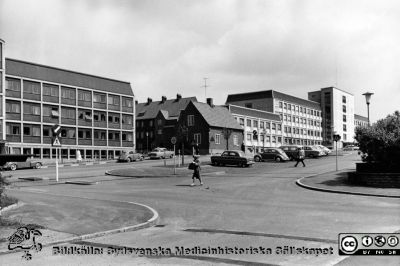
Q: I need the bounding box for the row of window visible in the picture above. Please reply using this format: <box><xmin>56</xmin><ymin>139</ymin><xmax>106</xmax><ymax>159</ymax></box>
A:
<box><xmin>277</xmin><ymin>101</ymin><xmax>321</xmax><ymax>117</ymax></box>
<box><xmin>246</xmin><ymin>134</ymin><xmax>282</xmax><ymax>143</ymax></box>
<box><xmin>281</xmin><ymin>114</ymin><xmax>322</xmax><ymax>127</ymax></box>
<box><xmin>235</xmin><ymin>117</ymin><xmax>282</xmax><ymax>130</ymax></box>
<box><xmin>5</xmin><ymin>77</ymin><xmax>133</xmax><ymax>107</ymax></box>
<box><xmin>6</xmin><ymin>102</ymin><xmax>133</xmax><ymax>124</ymax></box>
<box><xmin>283</xmin><ymin>126</ymin><xmax>322</xmax><ymax>137</ymax></box>
<box><xmin>214</xmin><ymin>134</ymin><xmax>239</xmax><ymax>146</ymax></box>
<box><xmin>6</xmin><ymin>124</ymin><xmax>133</xmax><ymax>141</ymax></box>
<box><xmin>136</xmin><ymin>119</ymin><xmax>162</xmax><ymax>128</ymax></box>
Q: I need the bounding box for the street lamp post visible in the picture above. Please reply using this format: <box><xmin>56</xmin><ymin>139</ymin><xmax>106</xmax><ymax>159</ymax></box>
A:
<box><xmin>362</xmin><ymin>92</ymin><xmax>374</xmax><ymax>126</ymax></box>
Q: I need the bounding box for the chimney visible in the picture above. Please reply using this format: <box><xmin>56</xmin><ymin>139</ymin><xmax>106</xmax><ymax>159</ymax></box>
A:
<box><xmin>147</xmin><ymin>97</ymin><xmax>152</xmax><ymax>105</ymax></box>
<box><xmin>161</xmin><ymin>96</ymin><xmax>167</xmax><ymax>103</ymax></box>
<box><xmin>135</xmin><ymin>100</ymin><xmax>138</xmax><ymax>105</ymax></box>
<box><xmin>176</xmin><ymin>94</ymin><xmax>182</xmax><ymax>100</ymax></box>
<box><xmin>206</xmin><ymin>98</ymin><xmax>214</xmax><ymax>107</ymax></box>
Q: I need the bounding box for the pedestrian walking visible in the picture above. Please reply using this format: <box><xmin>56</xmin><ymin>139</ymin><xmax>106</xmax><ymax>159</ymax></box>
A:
<box><xmin>189</xmin><ymin>155</ymin><xmax>203</xmax><ymax>186</ymax></box>
<box><xmin>294</xmin><ymin>147</ymin><xmax>306</xmax><ymax>167</ymax></box>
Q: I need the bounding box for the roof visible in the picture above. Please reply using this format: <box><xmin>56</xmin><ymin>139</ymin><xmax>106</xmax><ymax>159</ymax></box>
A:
<box><xmin>354</xmin><ymin>114</ymin><xmax>369</xmax><ymax>122</ymax></box>
<box><xmin>136</xmin><ymin>97</ymin><xmax>197</xmax><ymax>120</ymax></box>
<box><xmin>228</xmin><ymin>105</ymin><xmax>281</xmax><ymax>121</ymax></box>
<box><xmin>192</xmin><ymin>102</ymin><xmax>242</xmax><ymax>130</ymax></box>
<box><xmin>5</xmin><ymin>58</ymin><xmax>133</xmax><ymax>96</ymax></box>
<box><xmin>226</xmin><ymin>90</ymin><xmax>321</xmax><ymax>109</ymax></box>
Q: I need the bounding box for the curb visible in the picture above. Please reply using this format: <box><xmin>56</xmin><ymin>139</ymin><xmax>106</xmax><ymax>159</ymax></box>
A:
<box><xmin>296</xmin><ymin>173</ymin><xmax>400</xmax><ymax>199</ymax></box>
<box><xmin>0</xmin><ymin>202</ymin><xmax>22</xmax><ymax>216</ymax></box>
<box><xmin>44</xmin><ymin>160</ymin><xmax>117</xmax><ymax>168</ymax></box>
<box><xmin>0</xmin><ymin>201</ymin><xmax>159</xmax><ymax>256</ymax></box>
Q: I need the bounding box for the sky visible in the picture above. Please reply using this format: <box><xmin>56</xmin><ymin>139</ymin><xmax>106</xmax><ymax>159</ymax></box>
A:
<box><xmin>1</xmin><ymin>0</ymin><xmax>399</xmax><ymax>122</ymax></box>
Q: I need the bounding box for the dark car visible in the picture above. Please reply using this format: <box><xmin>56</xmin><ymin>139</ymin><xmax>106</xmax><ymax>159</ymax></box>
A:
<box><xmin>279</xmin><ymin>145</ymin><xmax>303</xmax><ymax>160</ymax></box>
<box><xmin>303</xmin><ymin>145</ymin><xmax>325</xmax><ymax>158</ymax></box>
<box><xmin>4</xmin><ymin>159</ymin><xmax>42</xmax><ymax>171</ymax></box>
<box><xmin>211</xmin><ymin>150</ymin><xmax>254</xmax><ymax>167</ymax></box>
<box><xmin>118</xmin><ymin>150</ymin><xmax>144</xmax><ymax>162</ymax></box>
<box><xmin>254</xmin><ymin>148</ymin><xmax>290</xmax><ymax>162</ymax></box>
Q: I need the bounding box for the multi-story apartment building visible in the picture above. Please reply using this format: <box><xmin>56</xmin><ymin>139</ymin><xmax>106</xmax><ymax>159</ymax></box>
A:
<box><xmin>354</xmin><ymin>114</ymin><xmax>369</xmax><ymax>128</ymax></box>
<box><xmin>0</xmin><ymin>39</ymin><xmax>135</xmax><ymax>160</ymax></box>
<box><xmin>226</xmin><ymin>90</ymin><xmax>323</xmax><ymax>147</ymax></box>
<box><xmin>135</xmin><ymin>95</ymin><xmax>196</xmax><ymax>152</ymax></box>
<box><xmin>228</xmin><ymin>105</ymin><xmax>281</xmax><ymax>151</ymax></box>
<box><xmin>308</xmin><ymin>87</ymin><xmax>354</xmax><ymax>147</ymax></box>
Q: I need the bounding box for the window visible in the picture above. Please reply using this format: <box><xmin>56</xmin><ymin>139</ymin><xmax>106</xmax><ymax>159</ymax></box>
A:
<box><xmin>6</xmin><ymin>124</ymin><xmax>20</xmax><ymax>135</ymax></box>
<box><xmin>6</xmin><ymin>78</ymin><xmax>21</xmax><ymax>91</ymax></box>
<box><xmin>247</xmin><ymin>119</ymin><xmax>252</xmax><ymax>127</ymax></box>
<box><xmin>284</xmin><ymin>103</ymin><xmax>287</xmax><ymax>110</ymax></box>
<box><xmin>114</xmin><ymin>116</ymin><xmax>120</xmax><ymax>123</ymax></box>
<box><xmin>288</xmin><ymin>104</ymin><xmax>291</xmax><ymax>111</ymax></box>
<box><xmin>279</xmin><ymin>102</ymin><xmax>283</xmax><ymax>108</ymax></box>
<box><xmin>342</xmin><ymin>95</ymin><xmax>346</xmax><ymax>104</ymax></box>
<box><xmin>343</xmin><ymin>124</ymin><xmax>347</xmax><ymax>132</ymax></box>
<box><xmin>194</xmin><ymin>133</ymin><xmax>201</xmax><ymax>144</ymax></box>
<box><xmin>266</xmin><ymin>136</ymin><xmax>271</xmax><ymax>142</ymax></box>
<box><xmin>239</xmin><ymin>118</ymin><xmax>244</xmax><ymax>126</ymax></box>
<box><xmin>247</xmin><ymin>134</ymin><xmax>252</xmax><ymax>141</ymax></box>
<box><xmin>157</xmin><ymin>119</ymin><xmax>162</xmax><ymax>126</ymax></box>
<box><xmin>32</xmin><ymin>127</ymin><xmax>40</xmax><ymax>136</ymax></box>
<box><xmin>343</xmin><ymin>115</ymin><xmax>347</xmax><ymax>122</ymax></box>
<box><xmin>342</xmin><ymin>105</ymin><xmax>346</xmax><ymax>113</ymax></box>
<box><xmin>233</xmin><ymin>135</ymin><xmax>238</xmax><ymax>146</ymax></box>
<box><xmin>260</xmin><ymin>135</ymin><xmax>264</xmax><ymax>142</ymax></box>
<box><xmin>108</xmin><ymin>95</ymin><xmax>120</xmax><ymax>105</ymax></box>
<box><xmin>245</xmin><ymin>103</ymin><xmax>253</xmax><ymax>108</ymax></box>
<box><xmin>271</xmin><ymin>123</ymin><xmax>276</xmax><ymax>130</ymax></box>
<box><xmin>62</xmin><ymin>108</ymin><xmax>75</xmax><ymax>119</ymax></box>
<box><xmin>260</xmin><ymin>121</ymin><xmax>264</xmax><ymax>129</ymax></box>
<box><xmin>43</xmin><ymin>84</ymin><xmax>59</xmax><ymax>97</ymax></box>
<box><xmin>122</xmin><ymin>97</ymin><xmax>133</xmax><ymax>107</ymax></box>
<box><xmin>43</xmin><ymin>128</ymin><xmax>50</xmax><ymax>137</ymax></box>
<box><xmin>23</xmin><ymin>126</ymin><xmax>31</xmax><ymax>136</ymax></box>
<box><xmin>253</xmin><ymin>120</ymin><xmax>258</xmax><ymax>128</ymax></box>
<box><xmin>266</xmin><ymin>122</ymin><xmax>270</xmax><ymax>129</ymax></box>
<box><xmin>272</xmin><ymin>136</ymin><xmax>276</xmax><ymax>143</ymax></box>
<box><xmin>93</xmin><ymin>93</ymin><xmax>106</xmax><ymax>103</ymax></box>
<box><xmin>78</xmin><ymin>90</ymin><xmax>91</xmax><ymax>101</ymax></box>
<box><xmin>6</xmin><ymin>102</ymin><xmax>21</xmax><ymax>113</ymax></box>
<box><xmin>187</xmin><ymin>115</ymin><xmax>194</xmax><ymax>126</ymax></box>
<box><xmin>23</xmin><ymin>80</ymin><xmax>40</xmax><ymax>94</ymax></box>
<box><xmin>284</xmin><ymin>115</ymin><xmax>287</xmax><ymax>121</ymax></box>
<box><xmin>215</xmin><ymin>134</ymin><xmax>221</xmax><ymax>144</ymax></box>
<box><xmin>61</xmin><ymin>87</ymin><xmax>76</xmax><ymax>99</ymax></box>
<box><xmin>277</xmin><ymin>124</ymin><xmax>282</xmax><ymax>131</ymax></box>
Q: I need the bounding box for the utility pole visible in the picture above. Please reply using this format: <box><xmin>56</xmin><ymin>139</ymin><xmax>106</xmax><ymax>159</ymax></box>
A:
<box><xmin>202</xmin><ymin>78</ymin><xmax>209</xmax><ymax>101</ymax></box>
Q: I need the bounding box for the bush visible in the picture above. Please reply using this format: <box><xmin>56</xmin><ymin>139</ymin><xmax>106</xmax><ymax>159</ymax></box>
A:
<box><xmin>0</xmin><ymin>171</ymin><xmax>17</xmax><ymax>208</ymax></box>
<box><xmin>355</xmin><ymin>111</ymin><xmax>400</xmax><ymax>167</ymax></box>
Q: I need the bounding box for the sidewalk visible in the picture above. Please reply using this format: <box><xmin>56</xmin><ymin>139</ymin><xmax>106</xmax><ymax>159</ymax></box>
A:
<box><xmin>41</xmin><ymin>159</ymin><xmax>117</xmax><ymax>168</ymax></box>
<box><xmin>297</xmin><ymin>169</ymin><xmax>400</xmax><ymax>198</ymax></box>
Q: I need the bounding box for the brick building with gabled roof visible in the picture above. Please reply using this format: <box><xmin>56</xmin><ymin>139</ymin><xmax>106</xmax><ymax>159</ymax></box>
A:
<box><xmin>176</xmin><ymin>99</ymin><xmax>243</xmax><ymax>155</ymax></box>
<box><xmin>135</xmin><ymin>94</ymin><xmax>197</xmax><ymax>152</ymax></box>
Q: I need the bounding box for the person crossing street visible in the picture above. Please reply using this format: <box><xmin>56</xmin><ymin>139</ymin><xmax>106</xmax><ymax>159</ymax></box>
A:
<box><xmin>294</xmin><ymin>147</ymin><xmax>306</xmax><ymax>167</ymax></box>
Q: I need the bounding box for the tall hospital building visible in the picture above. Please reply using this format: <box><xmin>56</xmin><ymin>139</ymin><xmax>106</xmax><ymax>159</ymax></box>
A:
<box><xmin>0</xmin><ymin>39</ymin><xmax>135</xmax><ymax>160</ymax></box>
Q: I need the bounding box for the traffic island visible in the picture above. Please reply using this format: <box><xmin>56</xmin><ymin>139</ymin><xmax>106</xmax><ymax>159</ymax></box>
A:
<box><xmin>296</xmin><ymin>170</ymin><xmax>400</xmax><ymax>198</ymax></box>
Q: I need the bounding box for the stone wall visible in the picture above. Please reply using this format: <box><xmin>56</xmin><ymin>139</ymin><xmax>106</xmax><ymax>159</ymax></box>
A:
<box><xmin>348</xmin><ymin>172</ymin><xmax>400</xmax><ymax>188</ymax></box>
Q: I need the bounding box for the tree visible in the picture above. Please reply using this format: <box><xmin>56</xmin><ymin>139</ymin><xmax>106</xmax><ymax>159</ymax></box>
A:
<box><xmin>355</xmin><ymin>111</ymin><xmax>400</xmax><ymax>166</ymax></box>
<box><xmin>222</xmin><ymin>127</ymin><xmax>233</xmax><ymax>150</ymax></box>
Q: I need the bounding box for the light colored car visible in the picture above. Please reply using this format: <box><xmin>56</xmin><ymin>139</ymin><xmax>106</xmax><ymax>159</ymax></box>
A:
<box><xmin>4</xmin><ymin>159</ymin><xmax>42</xmax><ymax>171</ymax></box>
<box><xmin>316</xmin><ymin>145</ymin><xmax>331</xmax><ymax>155</ymax></box>
<box><xmin>118</xmin><ymin>151</ymin><xmax>144</xmax><ymax>162</ymax></box>
<box><xmin>343</xmin><ymin>145</ymin><xmax>360</xmax><ymax>151</ymax></box>
<box><xmin>303</xmin><ymin>146</ymin><xmax>325</xmax><ymax>158</ymax></box>
<box><xmin>148</xmin><ymin>147</ymin><xmax>174</xmax><ymax>159</ymax></box>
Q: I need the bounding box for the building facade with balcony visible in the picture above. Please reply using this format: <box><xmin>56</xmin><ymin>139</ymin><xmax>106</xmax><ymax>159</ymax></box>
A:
<box><xmin>308</xmin><ymin>87</ymin><xmax>355</xmax><ymax>147</ymax></box>
<box><xmin>0</xmin><ymin>39</ymin><xmax>135</xmax><ymax>160</ymax></box>
<box><xmin>226</xmin><ymin>90</ymin><xmax>323</xmax><ymax>147</ymax></box>
<box><xmin>228</xmin><ymin>105</ymin><xmax>282</xmax><ymax>151</ymax></box>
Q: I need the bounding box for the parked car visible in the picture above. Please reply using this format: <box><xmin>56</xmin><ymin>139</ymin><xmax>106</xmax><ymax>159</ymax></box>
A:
<box><xmin>315</xmin><ymin>145</ymin><xmax>331</xmax><ymax>155</ymax></box>
<box><xmin>148</xmin><ymin>147</ymin><xmax>174</xmax><ymax>159</ymax></box>
<box><xmin>4</xmin><ymin>159</ymin><xmax>42</xmax><ymax>171</ymax></box>
<box><xmin>118</xmin><ymin>150</ymin><xmax>144</xmax><ymax>162</ymax></box>
<box><xmin>303</xmin><ymin>145</ymin><xmax>325</xmax><ymax>158</ymax></box>
<box><xmin>254</xmin><ymin>148</ymin><xmax>289</xmax><ymax>162</ymax></box>
<box><xmin>343</xmin><ymin>145</ymin><xmax>360</xmax><ymax>151</ymax></box>
<box><xmin>279</xmin><ymin>145</ymin><xmax>303</xmax><ymax>160</ymax></box>
<box><xmin>211</xmin><ymin>150</ymin><xmax>254</xmax><ymax>167</ymax></box>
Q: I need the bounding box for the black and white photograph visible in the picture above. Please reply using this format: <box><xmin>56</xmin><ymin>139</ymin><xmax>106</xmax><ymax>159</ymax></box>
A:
<box><xmin>0</xmin><ymin>0</ymin><xmax>399</xmax><ymax>265</ymax></box>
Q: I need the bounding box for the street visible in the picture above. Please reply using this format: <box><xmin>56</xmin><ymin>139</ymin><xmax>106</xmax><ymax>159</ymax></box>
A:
<box><xmin>1</xmin><ymin>152</ymin><xmax>400</xmax><ymax>265</ymax></box>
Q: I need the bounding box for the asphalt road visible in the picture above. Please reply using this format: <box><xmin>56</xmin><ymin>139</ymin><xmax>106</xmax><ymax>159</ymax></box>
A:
<box><xmin>2</xmin><ymin>152</ymin><xmax>400</xmax><ymax>266</ymax></box>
